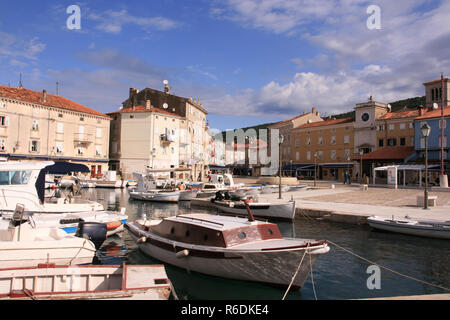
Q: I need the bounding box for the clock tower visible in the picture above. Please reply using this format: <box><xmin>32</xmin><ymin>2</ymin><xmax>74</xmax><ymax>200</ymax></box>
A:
<box><xmin>353</xmin><ymin>98</ymin><xmax>388</xmax><ymax>155</ymax></box>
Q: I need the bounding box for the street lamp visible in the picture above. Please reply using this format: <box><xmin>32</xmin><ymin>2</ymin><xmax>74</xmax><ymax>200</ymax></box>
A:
<box><xmin>313</xmin><ymin>152</ymin><xmax>317</xmax><ymax>187</ymax></box>
<box><xmin>359</xmin><ymin>150</ymin><xmax>364</xmax><ymax>184</ymax></box>
<box><xmin>421</xmin><ymin>123</ymin><xmax>431</xmax><ymax>210</ymax></box>
<box><xmin>279</xmin><ymin>134</ymin><xmax>284</xmax><ymax>199</ymax></box>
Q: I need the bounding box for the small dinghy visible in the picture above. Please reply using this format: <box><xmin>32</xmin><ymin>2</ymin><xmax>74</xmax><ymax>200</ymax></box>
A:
<box><xmin>179</xmin><ymin>189</ymin><xmax>200</xmax><ymax>201</ymax></box>
<box><xmin>367</xmin><ymin>216</ymin><xmax>450</xmax><ymax>240</ymax></box>
<box><xmin>129</xmin><ymin>190</ymin><xmax>180</xmax><ymax>203</ymax></box>
<box><xmin>0</xmin><ymin>263</ymin><xmax>171</xmax><ymax>300</ymax></box>
<box><xmin>125</xmin><ymin>201</ymin><xmax>329</xmax><ymax>289</ymax></box>
<box><xmin>0</xmin><ymin>205</ymin><xmax>99</xmax><ymax>268</ymax></box>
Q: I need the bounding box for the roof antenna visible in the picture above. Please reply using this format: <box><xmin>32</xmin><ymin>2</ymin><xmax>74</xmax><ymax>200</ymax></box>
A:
<box><xmin>56</xmin><ymin>81</ymin><xmax>59</xmax><ymax>96</ymax></box>
<box><xmin>19</xmin><ymin>73</ymin><xmax>23</xmax><ymax>88</ymax></box>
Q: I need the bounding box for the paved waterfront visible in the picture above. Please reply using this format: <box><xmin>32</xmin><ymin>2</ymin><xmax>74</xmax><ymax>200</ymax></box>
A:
<box><xmin>230</xmin><ymin>178</ymin><xmax>450</xmax><ymax>223</ymax></box>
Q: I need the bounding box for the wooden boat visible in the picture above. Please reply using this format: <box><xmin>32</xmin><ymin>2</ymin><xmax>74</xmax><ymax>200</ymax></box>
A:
<box><xmin>367</xmin><ymin>216</ymin><xmax>450</xmax><ymax>240</ymax></box>
<box><xmin>213</xmin><ymin>200</ymin><xmax>296</xmax><ymax>221</ymax></box>
<box><xmin>0</xmin><ymin>263</ymin><xmax>171</xmax><ymax>300</ymax></box>
<box><xmin>125</xmin><ymin>202</ymin><xmax>329</xmax><ymax>289</ymax></box>
<box><xmin>95</xmin><ymin>171</ymin><xmax>124</xmax><ymax>188</ymax></box>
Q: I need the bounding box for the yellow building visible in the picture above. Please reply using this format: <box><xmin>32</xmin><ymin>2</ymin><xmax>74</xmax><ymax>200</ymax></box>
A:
<box><xmin>291</xmin><ymin>117</ymin><xmax>354</xmax><ymax>181</ymax></box>
<box><xmin>0</xmin><ymin>85</ymin><xmax>111</xmax><ymax>175</ymax></box>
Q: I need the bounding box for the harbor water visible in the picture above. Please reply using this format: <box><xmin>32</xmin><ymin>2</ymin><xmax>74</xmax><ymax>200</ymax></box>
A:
<box><xmin>84</xmin><ymin>188</ymin><xmax>449</xmax><ymax>300</ymax></box>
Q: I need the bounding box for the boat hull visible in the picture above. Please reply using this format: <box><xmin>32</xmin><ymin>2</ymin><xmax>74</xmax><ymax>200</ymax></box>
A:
<box><xmin>126</xmin><ymin>223</ymin><xmax>328</xmax><ymax>289</ymax></box>
<box><xmin>214</xmin><ymin>201</ymin><xmax>296</xmax><ymax>221</ymax></box>
<box><xmin>0</xmin><ymin>239</ymin><xmax>96</xmax><ymax>269</ymax></box>
<box><xmin>179</xmin><ymin>190</ymin><xmax>200</xmax><ymax>201</ymax></box>
<box><xmin>367</xmin><ymin>217</ymin><xmax>450</xmax><ymax>239</ymax></box>
<box><xmin>129</xmin><ymin>191</ymin><xmax>180</xmax><ymax>203</ymax></box>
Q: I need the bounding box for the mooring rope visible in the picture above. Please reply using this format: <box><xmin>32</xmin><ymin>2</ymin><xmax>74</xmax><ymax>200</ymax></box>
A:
<box><xmin>282</xmin><ymin>243</ymin><xmax>310</xmax><ymax>300</ymax></box>
<box><xmin>309</xmin><ymin>250</ymin><xmax>318</xmax><ymax>300</ymax></box>
<box><xmin>299</xmin><ymin>210</ymin><xmax>450</xmax><ymax>293</ymax></box>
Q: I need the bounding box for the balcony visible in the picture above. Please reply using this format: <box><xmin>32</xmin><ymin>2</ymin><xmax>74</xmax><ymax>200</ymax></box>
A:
<box><xmin>73</xmin><ymin>133</ymin><xmax>93</xmax><ymax>145</ymax></box>
<box><xmin>160</xmin><ymin>133</ymin><xmax>176</xmax><ymax>143</ymax></box>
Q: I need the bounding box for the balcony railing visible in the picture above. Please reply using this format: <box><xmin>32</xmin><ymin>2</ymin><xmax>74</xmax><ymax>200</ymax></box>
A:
<box><xmin>73</xmin><ymin>133</ymin><xmax>93</xmax><ymax>144</ymax></box>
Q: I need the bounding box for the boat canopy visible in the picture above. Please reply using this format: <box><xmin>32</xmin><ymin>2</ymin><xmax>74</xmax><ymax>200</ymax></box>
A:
<box><xmin>36</xmin><ymin>162</ymin><xmax>90</xmax><ymax>203</ymax></box>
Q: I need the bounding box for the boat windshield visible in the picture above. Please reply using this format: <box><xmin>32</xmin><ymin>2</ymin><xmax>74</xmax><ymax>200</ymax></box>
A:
<box><xmin>0</xmin><ymin>170</ymin><xmax>32</xmax><ymax>185</ymax></box>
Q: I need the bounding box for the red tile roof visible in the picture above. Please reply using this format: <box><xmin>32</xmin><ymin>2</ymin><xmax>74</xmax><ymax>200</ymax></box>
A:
<box><xmin>107</xmin><ymin>105</ymin><xmax>183</xmax><ymax>118</ymax></box>
<box><xmin>0</xmin><ymin>85</ymin><xmax>108</xmax><ymax>117</ymax></box>
<box><xmin>379</xmin><ymin>109</ymin><xmax>421</xmax><ymax>120</ymax></box>
<box><xmin>416</xmin><ymin>106</ymin><xmax>450</xmax><ymax>120</ymax></box>
<box><xmin>294</xmin><ymin>117</ymin><xmax>353</xmax><ymax>130</ymax></box>
<box><xmin>268</xmin><ymin>113</ymin><xmax>315</xmax><ymax>128</ymax></box>
<box><xmin>354</xmin><ymin>146</ymin><xmax>415</xmax><ymax>161</ymax></box>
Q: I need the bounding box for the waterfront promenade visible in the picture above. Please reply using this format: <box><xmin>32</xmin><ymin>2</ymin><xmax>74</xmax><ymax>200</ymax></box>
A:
<box><xmin>194</xmin><ymin>178</ymin><xmax>450</xmax><ymax>224</ymax></box>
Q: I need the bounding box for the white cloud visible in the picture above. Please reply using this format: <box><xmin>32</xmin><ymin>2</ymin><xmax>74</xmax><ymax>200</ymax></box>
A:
<box><xmin>0</xmin><ymin>32</ymin><xmax>46</xmax><ymax>60</ymax></box>
<box><xmin>88</xmin><ymin>9</ymin><xmax>179</xmax><ymax>34</ymax></box>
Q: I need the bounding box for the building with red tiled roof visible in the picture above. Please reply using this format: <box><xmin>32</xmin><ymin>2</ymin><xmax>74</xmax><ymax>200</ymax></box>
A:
<box><xmin>354</xmin><ymin>146</ymin><xmax>415</xmax><ymax>161</ymax></box>
<box><xmin>0</xmin><ymin>85</ymin><xmax>111</xmax><ymax>174</ymax></box>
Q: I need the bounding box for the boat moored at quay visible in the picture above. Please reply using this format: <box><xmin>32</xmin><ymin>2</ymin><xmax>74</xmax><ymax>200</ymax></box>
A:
<box><xmin>125</xmin><ymin>204</ymin><xmax>330</xmax><ymax>290</ymax></box>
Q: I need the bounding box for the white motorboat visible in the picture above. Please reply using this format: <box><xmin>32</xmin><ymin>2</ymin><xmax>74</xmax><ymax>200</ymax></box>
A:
<box><xmin>367</xmin><ymin>216</ymin><xmax>450</xmax><ymax>240</ymax></box>
<box><xmin>125</xmin><ymin>205</ymin><xmax>329</xmax><ymax>289</ymax></box>
<box><xmin>0</xmin><ymin>263</ymin><xmax>171</xmax><ymax>300</ymax></box>
<box><xmin>196</xmin><ymin>183</ymin><xmax>228</xmax><ymax>198</ymax></box>
<box><xmin>0</xmin><ymin>161</ymin><xmax>104</xmax><ymax>214</ymax></box>
<box><xmin>179</xmin><ymin>189</ymin><xmax>200</xmax><ymax>201</ymax></box>
<box><xmin>129</xmin><ymin>190</ymin><xmax>180</xmax><ymax>203</ymax></box>
<box><xmin>213</xmin><ymin>200</ymin><xmax>296</xmax><ymax>221</ymax></box>
<box><xmin>0</xmin><ymin>206</ymin><xmax>97</xmax><ymax>268</ymax></box>
<box><xmin>95</xmin><ymin>171</ymin><xmax>124</xmax><ymax>188</ymax></box>
<box><xmin>0</xmin><ymin>209</ymin><xmax>128</xmax><ymax>238</ymax></box>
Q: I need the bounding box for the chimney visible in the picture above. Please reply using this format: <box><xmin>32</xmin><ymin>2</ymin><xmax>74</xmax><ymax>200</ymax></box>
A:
<box><xmin>418</xmin><ymin>105</ymin><xmax>425</xmax><ymax>116</ymax></box>
<box><xmin>312</xmin><ymin>107</ymin><xmax>316</xmax><ymax>114</ymax></box>
<box><xmin>146</xmin><ymin>99</ymin><xmax>151</xmax><ymax>110</ymax></box>
<box><xmin>42</xmin><ymin>89</ymin><xmax>47</xmax><ymax>103</ymax></box>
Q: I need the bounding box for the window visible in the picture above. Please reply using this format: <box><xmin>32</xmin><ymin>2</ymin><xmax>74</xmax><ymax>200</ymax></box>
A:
<box><xmin>387</xmin><ymin>138</ymin><xmax>397</xmax><ymax>146</ymax></box>
<box><xmin>96</xmin><ymin>128</ymin><xmax>102</xmax><ymax>138</ymax></box>
<box><xmin>56</xmin><ymin>142</ymin><xmax>63</xmax><ymax>154</ymax></box>
<box><xmin>95</xmin><ymin>145</ymin><xmax>102</xmax><ymax>156</ymax></box>
<box><xmin>409</xmin><ymin>123</ymin><xmax>414</xmax><ymax>129</ymax></box>
<box><xmin>32</xmin><ymin>120</ymin><xmax>39</xmax><ymax>131</ymax></box>
<box><xmin>389</xmin><ymin>124</ymin><xmax>395</xmax><ymax>131</ymax></box>
<box><xmin>296</xmin><ymin>152</ymin><xmax>299</xmax><ymax>161</ymax></box>
<box><xmin>30</xmin><ymin>140</ymin><xmax>39</xmax><ymax>152</ymax></box>
<box><xmin>77</xmin><ymin>147</ymin><xmax>84</xmax><ymax>155</ymax></box>
<box><xmin>379</xmin><ymin>139</ymin><xmax>384</xmax><ymax>147</ymax></box>
<box><xmin>344</xmin><ymin>149</ymin><xmax>350</xmax><ymax>159</ymax></box>
<box><xmin>331</xmin><ymin>150</ymin><xmax>336</xmax><ymax>160</ymax></box>
<box><xmin>439</xmin><ymin>119</ymin><xmax>447</xmax><ymax>129</ymax></box>
<box><xmin>0</xmin><ymin>116</ymin><xmax>9</xmax><ymax>126</ymax></box>
<box><xmin>344</xmin><ymin>135</ymin><xmax>350</xmax><ymax>144</ymax></box>
<box><xmin>295</xmin><ymin>140</ymin><xmax>300</xmax><ymax>147</ymax></box>
<box><xmin>307</xmin><ymin>151</ymin><xmax>311</xmax><ymax>160</ymax></box>
<box><xmin>0</xmin><ymin>103</ymin><xmax>5</xmax><ymax>108</ymax></box>
<box><xmin>80</xmin><ymin>117</ymin><xmax>84</xmax><ymax>121</ymax></box>
<box><xmin>0</xmin><ymin>139</ymin><xmax>6</xmax><ymax>152</ymax></box>
<box><xmin>377</xmin><ymin>125</ymin><xmax>385</xmax><ymax>131</ymax></box>
<box><xmin>58</xmin><ymin>113</ymin><xmax>63</xmax><ymax>118</ymax></box>
<box><xmin>400</xmin><ymin>137</ymin><xmax>406</xmax><ymax>146</ymax></box>
<box><xmin>318</xmin><ymin>137</ymin><xmax>323</xmax><ymax>145</ymax></box>
<box><xmin>400</xmin><ymin>123</ymin><xmax>406</xmax><ymax>130</ymax></box>
<box><xmin>318</xmin><ymin>151</ymin><xmax>323</xmax><ymax>160</ymax></box>
<box><xmin>0</xmin><ymin>171</ymin><xmax>31</xmax><ymax>185</ymax></box>
<box><xmin>420</xmin><ymin>137</ymin><xmax>425</xmax><ymax>149</ymax></box>
<box><xmin>331</xmin><ymin>136</ymin><xmax>336</xmax><ymax>145</ymax></box>
<box><xmin>57</xmin><ymin>122</ymin><xmax>64</xmax><ymax>133</ymax></box>
<box><xmin>306</xmin><ymin>138</ymin><xmax>311</xmax><ymax>145</ymax></box>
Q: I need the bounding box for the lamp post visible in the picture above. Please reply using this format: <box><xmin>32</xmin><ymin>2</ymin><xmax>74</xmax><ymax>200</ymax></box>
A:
<box><xmin>290</xmin><ymin>160</ymin><xmax>293</xmax><ymax>177</ymax></box>
<box><xmin>313</xmin><ymin>152</ymin><xmax>317</xmax><ymax>187</ymax></box>
<box><xmin>279</xmin><ymin>134</ymin><xmax>284</xmax><ymax>199</ymax></box>
<box><xmin>421</xmin><ymin>123</ymin><xmax>431</xmax><ymax>210</ymax></box>
<box><xmin>359</xmin><ymin>150</ymin><xmax>364</xmax><ymax>184</ymax></box>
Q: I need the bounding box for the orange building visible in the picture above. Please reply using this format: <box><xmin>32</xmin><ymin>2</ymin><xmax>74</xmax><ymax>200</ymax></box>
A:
<box><xmin>291</xmin><ymin>117</ymin><xmax>354</xmax><ymax>181</ymax></box>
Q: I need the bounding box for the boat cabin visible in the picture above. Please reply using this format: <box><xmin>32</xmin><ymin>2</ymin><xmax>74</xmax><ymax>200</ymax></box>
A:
<box><xmin>136</xmin><ymin>214</ymin><xmax>283</xmax><ymax>248</ymax></box>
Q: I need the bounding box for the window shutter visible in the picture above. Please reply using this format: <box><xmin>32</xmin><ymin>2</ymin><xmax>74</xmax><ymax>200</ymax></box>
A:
<box><xmin>5</xmin><ymin>117</ymin><xmax>9</xmax><ymax>126</ymax></box>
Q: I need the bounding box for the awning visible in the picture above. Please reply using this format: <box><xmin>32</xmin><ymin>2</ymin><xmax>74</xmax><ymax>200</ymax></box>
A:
<box><xmin>42</xmin><ymin>162</ymin><xmax>90</xmax><ymax>174</ymax></box>
<box><xmin>321</xmin><ymin>163</ymin><xmax>354</xmax><ymax>169</ymax></box>
<box><xmin>374</xmin><ymin>164</ymin><xmax>440</xmax><ymax>171</ymax></box>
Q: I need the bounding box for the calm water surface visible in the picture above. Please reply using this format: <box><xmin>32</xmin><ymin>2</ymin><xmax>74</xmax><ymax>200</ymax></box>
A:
<box><xmin>81</xmin><ymin>188</ymin><xmax>449</xmax><ymax>300</ymax></box>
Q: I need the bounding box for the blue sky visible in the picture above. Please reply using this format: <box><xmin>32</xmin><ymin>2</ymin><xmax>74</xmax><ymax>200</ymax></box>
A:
<box><xmin>0</xmin><ymin>0</ymin><xmax>449</xmax><ymax>131</ymax></box>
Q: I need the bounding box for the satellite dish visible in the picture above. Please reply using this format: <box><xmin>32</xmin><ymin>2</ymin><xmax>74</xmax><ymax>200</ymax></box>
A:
<box><xmin>163</xmin><ymin>80</ymin><xmax>169</xmax><ymax>85</ymax></box>
<box><xmin>163</xmin><ymin>103</ymin><xmax>168</xmax><ymax>109</ymax></box>
<box><xmin>433</xmin><ymin>103</ymin><xmax>439</xmax><ymax>110</ymax></box>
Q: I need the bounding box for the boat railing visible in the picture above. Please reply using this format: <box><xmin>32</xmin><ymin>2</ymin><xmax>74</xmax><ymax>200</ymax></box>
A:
<box><xmin>175</xmin><ymin>215</ymin><xmax>224</xmax><ymax>227</ymax></box>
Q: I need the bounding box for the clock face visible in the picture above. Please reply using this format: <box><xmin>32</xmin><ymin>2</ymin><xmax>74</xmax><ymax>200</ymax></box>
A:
<box><xmin>361</xmin><ymin>113</ymin><xmax>370</xmax><ymax>122</ymax></box>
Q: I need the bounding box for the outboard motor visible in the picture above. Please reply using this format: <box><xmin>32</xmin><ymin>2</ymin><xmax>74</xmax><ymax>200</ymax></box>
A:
<box><xmin>75</xmin><ymin>222</ymin><xmax>107</xmax><ymax>250</ymax></box>
<box><xmin>211</xmin><ymin>190</ymin><xmax>225</xmax><ymax>203</ymax></box>
<box><xmin>10</xmin><ymin>204</ymin><xmax>27</xmax><ymax>227</ymax></box>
